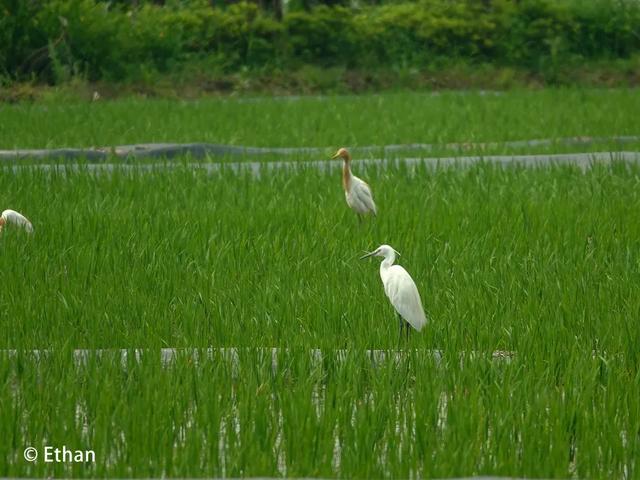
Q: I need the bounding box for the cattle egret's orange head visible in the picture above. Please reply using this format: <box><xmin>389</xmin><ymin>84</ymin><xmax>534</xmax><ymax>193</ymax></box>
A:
<box><xmin>331</xmin><ymin>147</ymin><xmax>351</xmax><ymax>161</ymax></box>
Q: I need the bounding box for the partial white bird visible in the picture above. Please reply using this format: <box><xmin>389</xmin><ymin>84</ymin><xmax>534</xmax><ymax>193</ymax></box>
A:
<box><xmin>361</xmin><ymin>244</ymin><xmax>428</xmax><ymax>339</ymax></box>
<box><xmin>0</xmin><ymin>209</ymin><xmax>34</xmax><ymax>234</ymax></box>
<box><xmin>332</xmin><ymin>147</ymin><xmax>377</xmax><ymax>219</ymax></box>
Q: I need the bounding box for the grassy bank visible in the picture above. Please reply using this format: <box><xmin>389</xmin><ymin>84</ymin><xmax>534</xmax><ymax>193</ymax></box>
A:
<box><xmin>3</xmin><ymin>56</ymin><xmax>640</xmax><ymax>102</ymax></box>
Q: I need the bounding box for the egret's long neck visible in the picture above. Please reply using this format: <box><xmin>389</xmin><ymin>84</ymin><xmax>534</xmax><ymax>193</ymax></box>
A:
<box><xmin>380</xmin><ymin>251</ymin><xmax>396</xmax><ymax>270</ymax></box>
<box><xmin>342</xmin><ymin>159</ymin><xmax>353</xmax><ymax>191</ymax></box>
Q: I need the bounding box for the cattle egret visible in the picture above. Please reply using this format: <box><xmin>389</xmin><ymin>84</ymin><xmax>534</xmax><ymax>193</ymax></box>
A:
<box><xmin>361</xmin><ymin>245</ymin><xmax>428</xmax><ymax>339</ymax></box>
<box><xmin>332</xmin><ymin>147</ymin><xmax>377</xmax><ymax>219</ymax></box>
<box><xmin>0</xmin><ymin>209</ymin><xmax>34</xmax><ymax>234</ymax></box>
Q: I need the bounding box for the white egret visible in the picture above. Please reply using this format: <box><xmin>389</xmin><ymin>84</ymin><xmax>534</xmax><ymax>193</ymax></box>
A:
<box><xmin>361</xmin><ymin>245</ymin><xmax>428</xmax><ymax>339</ymax></box>
<box><xmin>331</xmin><ymin>147</ymin><xmax>377</xmax><ymax>219</ymax></box>
<box><xmin>0</xmin><ymin>209</ymin><xmax>34</xmax><ymax>234</ymax></box>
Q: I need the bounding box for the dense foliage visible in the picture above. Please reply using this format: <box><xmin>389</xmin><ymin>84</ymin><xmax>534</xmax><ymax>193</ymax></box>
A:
<box><xmin>1</xmin><ymin>0</ymin><xmax>639</xmax><ymax>83</ymax></box>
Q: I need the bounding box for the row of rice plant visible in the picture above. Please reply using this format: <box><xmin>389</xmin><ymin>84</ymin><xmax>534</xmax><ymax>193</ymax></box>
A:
<box><xmin>0</xmin><ymin>347</ymin><xmax>636</xmax><ymax>478</ymax></box>
<box><xmin>1</xmin><ymin>89</ymin><xmax>639</xmax><ymax>152</ymax></box>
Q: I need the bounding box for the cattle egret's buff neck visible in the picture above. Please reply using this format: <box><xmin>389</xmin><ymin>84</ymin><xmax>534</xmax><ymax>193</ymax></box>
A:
<box><xmin>334</xmin><ymin>148</ymin><xmax>353</xmax><ymax>192</ymax></box>
<box><xmin>342</xmin><ymin>160</ymin><xmax>353</xmax><ymax>191</ymax></box>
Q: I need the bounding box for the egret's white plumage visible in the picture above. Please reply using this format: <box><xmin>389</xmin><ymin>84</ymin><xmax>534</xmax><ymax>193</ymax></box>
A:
<box><xmin>332</xmin><ymin>148</ymin><xmax>377</xmax><ymax>217</ymax></box>
<box><xmin>0</xmin><ymin>209</ymin><xmax>34</xmax><ymax>234</ymax></box>
<box><xmin>361</xmin><ymin>245</ymin><xmax>428</xmax><ymax>336</ymax></box>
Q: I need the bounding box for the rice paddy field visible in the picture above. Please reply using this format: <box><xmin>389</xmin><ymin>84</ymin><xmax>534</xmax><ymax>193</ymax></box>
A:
<box><xmin>1</xmin><ymin>88</ymin><xmax>639</xmax><ymax>478</ymax></box>
<box><xmin>2</xmin><ymin>88</ymin><xmax>640</xmax><ymax>156</ymax></box>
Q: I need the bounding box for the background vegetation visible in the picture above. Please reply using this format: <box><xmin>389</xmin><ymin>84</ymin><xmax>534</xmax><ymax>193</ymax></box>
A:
<box><xmin>2</xmin><ymin>0</ymin><xmax>640</xmax><ymax>92</ymax></box>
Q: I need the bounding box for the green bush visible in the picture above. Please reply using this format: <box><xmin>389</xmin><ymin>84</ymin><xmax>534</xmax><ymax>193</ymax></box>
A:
<box><xmin>1</xmin><ymin>0</ymin><xmax>639</xmax><ymax>84</ymax></box>
<box><xmin>0</xmin><ymin>0</ymin><xmax>48</xmax><ymax>80</ymax></box>
<box><xmin>284</xmin><ymin>6</ymin><xmax>357</xmax><ymax>66</ymax></box>
<box><xmin>36</xmin><ymin>0</ymin><xmax>127</xmax><ymax>80</ymax></box>
<box><xmin>358</xmin><ymin>2</ymin><xmax>497</xmax><ymax>66</ymax></box>
<box><xmin>206</xmin><ymin>3</ymin><xmax>283</xmax><ymax>70</ymax></box>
